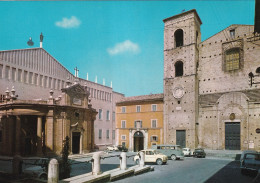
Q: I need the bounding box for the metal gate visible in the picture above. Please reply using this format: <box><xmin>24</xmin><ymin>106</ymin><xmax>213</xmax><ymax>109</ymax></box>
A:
<box><xmin>225</xmin><ymin>122</ymin><xmax>240</xmax><ymax>150</ymax></box>
<box><xmin>176</xmin><ymin>130</ymin><xmax>186</xmax><ymax>148</ymax></box>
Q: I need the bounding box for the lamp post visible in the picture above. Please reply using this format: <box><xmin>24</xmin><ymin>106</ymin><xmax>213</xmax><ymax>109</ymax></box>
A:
<box><xmin>248</xmin><ymin>68</ymin><xmax>260</xmax><ymax>86</ymax></box>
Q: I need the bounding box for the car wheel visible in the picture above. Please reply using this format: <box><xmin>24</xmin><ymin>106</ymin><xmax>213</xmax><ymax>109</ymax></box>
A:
<box><xmin>135</xmin><ymin>159</ymin><xmax>140</xmax><ymax>165</ymax></box>
<box><xmin>171</xmin><ymin>154</ymin><xmax>177</xmax><ymax>160</ymax></box>
<box><xmin>40</xmin><ymin>174</ymin><xmax>47</xmax><ymax>180</ymax></box>
<box><xmin>156</xmin><ymin>158</ymin><xmax>163</xmax><ymax>165</ymax></box>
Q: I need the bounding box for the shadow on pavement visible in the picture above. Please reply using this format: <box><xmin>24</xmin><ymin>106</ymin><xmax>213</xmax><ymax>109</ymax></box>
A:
<box><xmin>205</xmin><ymin>161</ymin><xmax>256</xmax><ymax>183</ymax></box>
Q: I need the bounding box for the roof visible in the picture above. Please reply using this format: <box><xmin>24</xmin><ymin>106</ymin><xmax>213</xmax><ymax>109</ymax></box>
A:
<box><xmin>163</xmin><ymin>9</ymin><xmax>202</xmax><ymax>25</ymax></box>
<box><xmin>117</xmin><ymin>93</ymin><xmax>163</xmax><ymax>105</ymax></box>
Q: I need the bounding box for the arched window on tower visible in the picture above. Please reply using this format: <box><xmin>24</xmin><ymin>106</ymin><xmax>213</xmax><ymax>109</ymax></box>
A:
<box><xmin>174</xmin><ymin>29</ymin><xmax>184</xmax><ymax>48</ymax></box>
<box><xmin>175</xmin><ymin>61</ymin><xmax>183</xmax><ymax>77</ymax></box>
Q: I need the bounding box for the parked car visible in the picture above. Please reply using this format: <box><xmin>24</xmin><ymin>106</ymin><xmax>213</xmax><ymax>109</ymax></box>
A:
<box><xmin>117</xmin><ymin>145</ymin><xmax>128</xmax><ymax>152</ymax></box>
<box><xmin>183</xmin><ymin>148</ymin><xmax>192</xmax><ymax>156</ymax></box>
<box><xmin>240</xmin><ymin>152</ymin><xmax>260</xmax><ymax>175</ymax></box>
<box><xmin>151</xmin><ymin>144</ymin><xmax>184</xmax><ymax>160</ymax></box>
<box><xmin>193</xmin><ymin>148</ymin><xmax>206</xmax><ymax>158</ymax></box>
<box><xmin>134</xmin><ymin>149</ymin><xmax>168</xmax><ymax>165</ymax></box>
<box><xmin>106</xmin><ymin>145</ymin><xmax>119</xmax><ymax>151</ymax></box>
<box><xmin>23</xmin><ymin>158</ymin><xmax>49</xmax><ymax>180</ymax></box>
<box><xmin>240</xmin><ymin>150</ymin><xmax>257</xmax><ymax>162</ymax></box>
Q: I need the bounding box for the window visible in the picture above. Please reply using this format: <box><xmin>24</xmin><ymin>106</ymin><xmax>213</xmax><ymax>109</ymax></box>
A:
<box><xmin>112</xmin><ymin>111</ymin><xmax>115</xmax><ymax>121</ymax></box>
<box><xmin>175</xmin><ymin>61</ymin><xmax>183</xmax><ymax>77</ymax></box>
<box><xmin>152</xmin><ymin>104</ymin><xmax>157</xmax><ymax>111</ymax></box>
<box><xmin>121</xmin><ymin>120</ymin><xmax>126</xmax><ymax>128</ymax></box>
<box><xmin>112</xmin><ymin>130</ymin><xmax>115</xmax><ymax>139</ymax></box>
<box><xmin>44</xmin><ymin>76</ymin><xmax>48</xmax><ymax>87</ymax></box>
<box><xmin>230</xmin><ymin>29</ymin><xmax>235</xmax><ymax>39</ymax></box>
<box><xmin>151</xmin><ymin>119</ymin><xmax>157</xmax><ymax>128</ymax></box>
<box><xmin>150</xmin><ymin>135</ymin><xmax>158</xmax><ymax>142</ymax></box>
<box><xmin>136</xmin><ymin>105</ymin><xmax>141</xmax><ymax>112</ymax></box>
<box><xmin>5</xmin><ymin>66</ymin><xmax>10</xmax><ymax>79</ymax></box>
<box><xmin>174</xmin><ymin>29</ymin><xmax>184</xmax><ymax>47</ymax></box>
<box><xmin>29</xmin><ymin>72</ymin><xmax>33</xmax><ymax>84</ymax></box>
<box><xmin>12</xmin><ymin>68</ymin><xmax>16</xmax><ymax>81</ymax></box>
<box><xmin>122</xmin><ymin>142</ymin><xmax>126</xmax><ymax>146</ymax></box>
<box><xmin>23</xmin><ymin>71</ymin><xmax>28</xmax><ymax>83</ymax></box>
<box><xmin>122</xmin><ymin>106</ymin><xmax>126</xmax><ymax>113</ymax></box>
<box><xmin>121</xmin><ymin>135</ymin><xmax>126</xmax><ymax>140</ymax></box>
<box><xmin>134</xmin><ymin>121</ymin><xmax>142</xmax><ymax>128</ymax></box>
<box><xmin>99</xmin><ymin>109</ymin><xmax>103</xmax><ymax>120</ymax></box>
<box><xmin>106</xmin><ymin>110</ymin><xmax>110</xmax><ymax>121</ymax></box>
<box><xmin>106</xmin><ymin>130</ymin><xmax>109</xmax><ymax>139</ymax></box>
<box><xmin>99</xmin><ymin>129</ymin><xmax>102</xmax><ymax>139</ymax></box>
<box><xmin>225</xmin><ymin>48</ymin><xmax>240</xmax><ymax>71</ymax></box>
<box><xmin>48</xmin><ymin>77</ymin><xmax>52</xmax><ymax>88</ymax></box>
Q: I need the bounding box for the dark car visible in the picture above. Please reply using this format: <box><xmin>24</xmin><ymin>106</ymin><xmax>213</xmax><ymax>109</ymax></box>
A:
<box><xmin>240</xmin><ymin>152</ymin><xmax>260</xmax><ymax>175</ymax></box>
<box><xmin>193</xmin><ymin>148</ymin><xmax>206</xmax><ymax>158</ymax></box>
<box><xmin>117</xmin><ymin>145</ymin><xmax>128</xmax><ymax>152</ymax></box>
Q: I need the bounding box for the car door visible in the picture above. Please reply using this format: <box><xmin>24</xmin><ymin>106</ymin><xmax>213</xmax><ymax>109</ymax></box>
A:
<box><xmin>145</xmin><ymin>150</ymin><xmax>155</xmax><ymax>162</ymax></box>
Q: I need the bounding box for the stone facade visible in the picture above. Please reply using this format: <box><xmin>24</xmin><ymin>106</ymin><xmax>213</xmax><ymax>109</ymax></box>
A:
<box><xmin>0</xmin><ymin>48</ymin><xmax>124</xmax><ymax>151</ymax></box>
<box><xmin>0</xmin><ymin>83</ymin><xmax>97</xmax><ymax>156</ymax></box>
<box><xmin>116</xmin><ymin>94</ymin><xmax>164</xmax><ymax>152</ymax></box>
<box><xmin>163</xmin><ymin>9</ymin><xmax>260</xmax><ymax>151</ymax></box>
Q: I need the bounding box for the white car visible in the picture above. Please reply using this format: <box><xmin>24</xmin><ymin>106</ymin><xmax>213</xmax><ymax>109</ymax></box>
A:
<box><xmin>106</xmin><ymin>145</ymin><xmax>119</xmax><ymax>151</ymax></box>
<box><xmin>183</xmin><ymin>148</ymin><xmax>192</xmax><ymax>156</ymax></box>
<box><xmin>134</xmin><ymin>149</ymin><xmax>168</xmax><ymax>165</ymax></box>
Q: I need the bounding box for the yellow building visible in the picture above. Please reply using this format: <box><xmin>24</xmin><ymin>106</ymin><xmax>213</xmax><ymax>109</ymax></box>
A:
<box><xmin>116</xmin><ymin>94</ymin><xmax>163</xmax><ymax>152</ymax></box>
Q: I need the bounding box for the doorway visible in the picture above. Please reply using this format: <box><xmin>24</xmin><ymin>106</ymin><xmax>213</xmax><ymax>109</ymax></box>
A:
<box><xmin>134</xmin><ymin>131</ymin><xmax>144</xmax><ymax>152</ymax></box>
<box><xmin>176</xmin><ymin>130</ymin><xmax>186</xmax><ymax>148</ymax></box>
<box><xmin>72</xmin><ymin>132</ymin><xmax>81</xmax><ymax>154</ymax></box>
<box><xmin>225</xmin><ymin>122</ymin><xmax>240</xmax><ymax>150</ymax></box>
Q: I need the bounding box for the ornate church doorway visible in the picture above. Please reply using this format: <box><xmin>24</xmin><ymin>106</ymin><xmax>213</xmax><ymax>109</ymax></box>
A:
<box><xmin>134</xmin><ymin>131</ymin><xmax>144</xmax><ymax>152</ymax></box>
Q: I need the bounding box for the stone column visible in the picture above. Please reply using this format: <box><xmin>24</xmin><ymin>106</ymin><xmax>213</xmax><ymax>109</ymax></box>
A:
<box><xmin>48</xmin><ymin>159</ymin><xmax>59</xmax><ymax>183</ymax></box>
<box><xmin>129</xmin><ymin>130</ymin><xmax>132</xmax><ymax>152</ymax></box>
<box><xmin>120</xmin><ymin>152</ymin><xmax>127</xmax><ymax>170</ymax></box>
<box><xmin>37</xmin><ymin>116</ymin><xmax>43</xmax><ymax>156</ymax></box>
<box><xmin>15</xmin><ymin>116</ymin><xmax>21</xmax><ymax>155</ymax></box>
<box><xmin>45</xmin><ymin>110</ymin><xmax>54</xmax><ymax>155</ymax></box>
<box><xmin>139</xmin><ymin>151</ymin><xmax>145</xmax><ymax>167</ymax></box>
<box><xmin>92</xmin><ymin>152</ymin><xmax>101</xmax><ymax>175</ymax></box>
<box><xmin>144</xmin><ymin>130</ymin><xmax>148</xmax><ymax>150</ymax></box>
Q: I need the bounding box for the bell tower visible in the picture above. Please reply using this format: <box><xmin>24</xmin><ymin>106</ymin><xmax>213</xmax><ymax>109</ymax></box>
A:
<box><xmin>163</xmin><ymin>9</ymin><xmax>202</xmax><ymax>149</ymax></box>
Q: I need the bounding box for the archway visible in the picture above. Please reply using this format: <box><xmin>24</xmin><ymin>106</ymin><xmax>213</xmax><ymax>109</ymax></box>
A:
<box><xmin>134</xmin><ymin>131</ymin><xmax>144</xmax><ymax>152</ymax></box>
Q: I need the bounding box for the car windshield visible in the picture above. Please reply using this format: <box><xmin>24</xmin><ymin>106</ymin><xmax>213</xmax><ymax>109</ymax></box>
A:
<box><xmin>195</xmin><ymin>149</ymin><xmax>204</xmax><ymax>152</ymax></box>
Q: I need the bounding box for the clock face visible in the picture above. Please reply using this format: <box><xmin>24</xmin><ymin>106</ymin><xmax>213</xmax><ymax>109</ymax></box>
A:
<box><xmin>173</xmin><ymin>87</ymin><xmax>184</xmax><ymax>99</ymax></box>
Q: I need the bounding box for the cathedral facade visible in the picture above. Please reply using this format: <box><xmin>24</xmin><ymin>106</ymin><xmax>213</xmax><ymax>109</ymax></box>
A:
<box><xmin>163</xmin><ymin>9</ymin><xmax>260</xmax><ymax>151</ymax></box>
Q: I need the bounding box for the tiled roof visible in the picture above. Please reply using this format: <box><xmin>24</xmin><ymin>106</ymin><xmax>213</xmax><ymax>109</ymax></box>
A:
<box><xmin>117</xmin><ymin>93</ymin><xmax>163</xmax><ymax>104</ymax></box>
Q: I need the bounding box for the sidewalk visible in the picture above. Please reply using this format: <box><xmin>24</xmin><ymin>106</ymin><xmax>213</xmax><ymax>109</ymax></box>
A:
<box><xmin>204</xmin><ymin>149</ymin><xmax>242</xmax><ymax>160</ymax></box>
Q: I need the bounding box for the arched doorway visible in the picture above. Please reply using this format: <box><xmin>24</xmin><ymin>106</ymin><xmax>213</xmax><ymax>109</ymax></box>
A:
<box><xmin>134</xmin><ymin>131</ymin><xmax>144</xmax><ymax>152</ymax></box>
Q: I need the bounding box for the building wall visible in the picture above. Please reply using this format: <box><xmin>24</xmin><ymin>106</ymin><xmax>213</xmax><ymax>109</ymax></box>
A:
<box><xmin>163</xmin><ymin>10</ymin><xmax>201</xmax><ymax>149</ymax></box>
<box><xmin>0</xmin><ymin>48</ymin><xmax>124</xmax><ymax>150</ymax></box>
<box><xmin>164</xmin><ymin>9</ymin><xmax>260</xmax><ymax>151</ymax></box>
<box><xmin>116</xmin><ymin>98</ymin><xmax>163</xmax><ymax>151</ymax></box>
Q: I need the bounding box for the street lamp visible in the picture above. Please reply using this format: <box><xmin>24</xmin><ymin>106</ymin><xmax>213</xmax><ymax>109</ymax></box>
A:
<box><xmin>248</xmin><ymin>67</ymin><xmax>260</xmax><ymax>87</ymax></box>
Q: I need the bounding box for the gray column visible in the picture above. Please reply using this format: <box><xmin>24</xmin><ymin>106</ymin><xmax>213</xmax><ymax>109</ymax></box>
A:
<box><xmin>37</xmin><ymin>116</ymin><xmax>43</xmax><ymax>155</ymax></box>
<box><xmin>15</xmin><ymin>116</ymin><xmax>21</xmax><ymax>155</ymax></box>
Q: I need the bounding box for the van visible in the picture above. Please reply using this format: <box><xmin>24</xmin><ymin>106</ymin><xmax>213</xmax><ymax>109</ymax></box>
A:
<box><xmin>151</xmin><ymin>144</ymin><xmax>184</xmax><ymax>160</ymax></box>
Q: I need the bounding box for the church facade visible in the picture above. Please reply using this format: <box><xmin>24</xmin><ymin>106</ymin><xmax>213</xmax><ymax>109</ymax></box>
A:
<box><xmin>0</xmin><ymin>83</ymin><xmax>97</xmax><ymax>156</ymax></box>
<box><xmin>163</xmin><ymin>9</ymin><xmax>260</xmax><ymax>151</ymax></box>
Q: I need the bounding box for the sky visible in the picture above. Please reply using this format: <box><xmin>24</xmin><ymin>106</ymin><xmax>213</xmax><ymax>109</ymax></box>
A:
<box><xmin>0</xmin><ymin>0</ymin><xmax>255</xmax><ymax>97</ymax></box>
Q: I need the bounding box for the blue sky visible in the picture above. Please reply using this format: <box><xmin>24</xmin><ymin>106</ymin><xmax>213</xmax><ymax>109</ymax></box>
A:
<box><xmin>0</xmin><ymin>1</ymin><xmax>255</xmax><ymax>97</ymax></box>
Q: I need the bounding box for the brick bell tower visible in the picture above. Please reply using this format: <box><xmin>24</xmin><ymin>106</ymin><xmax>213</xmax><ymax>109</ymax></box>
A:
<box><xmin>163</xmin><ymin>9</ymin><xmax>202</xmax><ymax>149</ymax></box>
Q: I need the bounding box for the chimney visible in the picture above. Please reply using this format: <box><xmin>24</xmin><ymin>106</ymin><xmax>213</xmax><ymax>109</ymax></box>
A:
<box><xmin>254</xmin><ymin>0</ymin><xmax>260</xmax><ymax>34</ymax></box>
<box><xmin>40</xmin><ymin>33</ymin><xmax>44</xmax><ymax>48</ymax></box>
